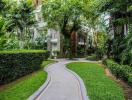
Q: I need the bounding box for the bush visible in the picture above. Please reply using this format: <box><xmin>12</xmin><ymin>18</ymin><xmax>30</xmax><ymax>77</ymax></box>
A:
<box><xmin>95</xmin><ymin>48</ymin><xmax>105</xmax><ymax>59</ymax></box>
<box><xmin>86</xmin><ymin>54</ymin><xmax>99</xmax><ymax>61</ymax></box>
<box><xmin>128</xmin><ymin>74</ymin><xmax>132</xmax><ymax>84</ymax></box>
<box><xmin>104</xmin><ymin>59</ymin><xmax>132</xmax><ymax>84</ymax></box>
<box><xmin>0</xmin><ymin>50</ymin><xmax>50</xmax><ymax>84</ymax></box>
<box><xmin>52</xmin><ymin>50</ymin><xmax>60</xmax><ymax>58</ymax></box>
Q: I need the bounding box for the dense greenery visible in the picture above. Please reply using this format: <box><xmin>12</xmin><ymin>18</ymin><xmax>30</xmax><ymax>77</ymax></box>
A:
<box><xmin>41</xmin><ymin>0</ymin><xmax>132</xmax><ymax>60</ymax></box>
<box><xmin>0</xmin><ymin>0</ymin><xmax>131</xmax><ymax>99</ymax></box>
<box><xmin>0</xmin><ymin>0</ymin><xmax>131</xmax><ymax>62</ymax></box>
<box><xmin>86</xmin><ymin>54</ymin><xmax>99</xmax><ymax>61</ymax></box>
<box><xmin>104</xmin><ymin>59</ymin><xmax>132</xmax><ymax>84</ymax></box>
<box><xmin>42</xmin><ymin>0</ymin><xmax>84</xmax><ymax>57</ymax></box>
<box><xmin>100</xmin><ymin>0</ymin><xmax>132</xmax><ymax>65</ymax></box>
<box><xmin>0</xmin><ymin>50</ymin><xmax>49</xmax><ymax>84</ymax></box>
<box><xmin>67</xmin><ymin>62</ymin><xmax>125</xmax><ymax>100</ymax></box>
<box><xmin>0</xmin><ymin>60</ymin><xmax>55</xmax><ymax>100</ymax></box>
<box><xmin>0</xmin><ymin>0</ymin><xmax>47</xmax><ymax>50</ymax></box>
<box><xmin>5</xmin><ymin>0</ymin><xmax>35</xmax><ymax>49</ymax></box>
<box><xmin>0</xmin><ymin>50</ymin><xmax>47</xmax><ymax>53</ymax></box>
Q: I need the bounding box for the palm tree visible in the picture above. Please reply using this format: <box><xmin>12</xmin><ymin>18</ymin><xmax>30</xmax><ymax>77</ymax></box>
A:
<box><xmin>5</xmin><ymin>1</ymin><xmax>35</xmax><ymax>49</ymax></box>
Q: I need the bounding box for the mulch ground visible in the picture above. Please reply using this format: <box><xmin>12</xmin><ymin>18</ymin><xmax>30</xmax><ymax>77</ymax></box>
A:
<box><xmin>105</xmin><ymin>68</ymin><xmax>132</xmax><ymax>100</ymax></box>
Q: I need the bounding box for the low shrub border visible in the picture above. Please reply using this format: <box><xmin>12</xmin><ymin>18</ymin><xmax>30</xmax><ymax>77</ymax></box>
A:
<box><xmin>0</xmin><ymin>50</ymin><xmax>50</xmax><ymax>84</ymax></box>
<box><xmin>86</xmin><ymin>54</ymin><xmax>99</xmax><ymax>61</ymax></box>
<box><xmin>103</xmin><ymin>59</ymin><xmax>132</xmax><ymax>84</ymax></box>
<box><xmin>128</xmin><ymin>74</ymin><xmax>132</xmax><ymax>84</ymax></box>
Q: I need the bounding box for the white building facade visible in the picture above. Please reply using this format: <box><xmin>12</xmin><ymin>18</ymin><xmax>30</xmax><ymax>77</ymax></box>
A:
<box><xmin>47</xmin><ymin>29</ymin><xmax>60</xmax><ymax>54</ymax></box>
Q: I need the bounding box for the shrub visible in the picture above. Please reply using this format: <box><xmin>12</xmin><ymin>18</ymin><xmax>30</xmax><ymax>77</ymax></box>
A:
<box><xmin>128</xmin><ymin>74</ymin><xmax>132</xmax><ymax>84</ymax></box>
<box><xmin>95</xmin><ymin>48</ymin><xmax>105</xmax><ymax>59</ymax></box>
<box><xmin>86</xmin><ymin>54</ymin><xmax>98</xmax><ymax>61</ymax></box>
<box><xmin>0</xmin><ymin>50</ymin><xmax>50</xmax><ymax>84</ymax></box>
<box><xmin>52</xmin><ymin>50</ymin><xmax>60</xmax><ymax>58</ymax></box>
<box><xmin>104</xmin><ymin>59</ymin><xmax>132</xmax><ymax>84</ymax></box>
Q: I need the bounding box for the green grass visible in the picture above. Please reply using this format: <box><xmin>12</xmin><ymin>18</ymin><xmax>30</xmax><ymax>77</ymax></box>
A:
<box><xmin>0</xmin><ymin>60</ymin><xmax>56</xmax><ymax>100</ymax></box>
<box><xmin>67</xmin><ymin>62</ymin><xmax>125</xmax><ymax>100</ymax></box>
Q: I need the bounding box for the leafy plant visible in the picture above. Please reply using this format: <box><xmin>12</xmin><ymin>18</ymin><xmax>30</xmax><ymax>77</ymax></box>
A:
<box><xmin>119</xmin><ymin>24</ymin><xmax>132</xmax><ymax>66</ymax></box>
<box><xmin>94</xmin><ymin>31</ymin><xmax>107</xmax><ymax>59</ymax></box>
<box><xmin>5</xmin><ymin>0</ymin><xmax>35</xmax><ymax>49</ymax></box>
<box><xmin>0</xmin><ymin>50</ymin><xmax>49</xmax><ymax>84</ymax></box>
<box><xmin>104</xmin><ymin>59</ymin><xmax>132</xmax><ymax>83</ymax></box>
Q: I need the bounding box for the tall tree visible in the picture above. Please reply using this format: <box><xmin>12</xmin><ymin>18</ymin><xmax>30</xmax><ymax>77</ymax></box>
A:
<box><xmin>99</xmin><ymin>0</ymin><xmax>132</xmax><ymax>61</ymax></box>
<box><xmin>42</xmin><ymin>0</ymin><xmax>85</xmax><ymax>57</ymax></box>
<box><xmin>5</xmin><ymin>0</ymin><xmax>35</xmax><ymax>49</ymax></box>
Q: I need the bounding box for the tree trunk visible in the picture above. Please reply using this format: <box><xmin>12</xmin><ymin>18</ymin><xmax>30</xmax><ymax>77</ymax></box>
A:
<box><xmin>70</xmin><ymin>31</ymin><xmax>77</xmax><ymax>57</ymax></box>
<box><xmin>84</xmin><ymin>37</ymin><xmax>86</xmax><ymax>55</ymax></box>
<box><xmin>60</xmin><ymin>33</ymin><xmax>64</xmax><ymax>57</ymax></box>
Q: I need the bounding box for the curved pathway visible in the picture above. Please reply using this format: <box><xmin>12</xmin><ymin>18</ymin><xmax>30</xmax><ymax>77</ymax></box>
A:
<box><xmin>29</xmin><ymin>59</ymin><xmax>89</xmax><ymax>100</ymax></box>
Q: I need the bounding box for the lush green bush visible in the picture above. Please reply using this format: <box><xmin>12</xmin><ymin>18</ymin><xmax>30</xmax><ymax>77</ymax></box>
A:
<box><xmin>120</xmin><ymin>26</ymin><xmax>132</xmax><ymax>66</ymax></box>
<box><xmin>95</xmin><ymin>48</ymin><xmax>106</xmax><ymax>59</ymax></box>
<box><xmin>128</xmin><ymin>74</ymin><xmax>132</xmax><ymax>84</ymax></box>
<box><xmin>0</xmin><ymin>50</ymin><xmax>50</xmax><ymax>84</ymax></box>
<box><xmin>86</xmin><ymin>54</ymin><xmax>99</xmax><ymax>61</ymax></box>
<box><xmin>95</xmin><ymin>31</ymin><xmax>107</xmax><ymax>59</ymax></box>
<box><xmin>104</xmin><ymin>59</ymin><xmax>132</xmax><ymax>84</ymax></box>
<box><xmin>52</xmin><ymin>50</ymin><xmax>60</xmax><ymax>58</ymax></box>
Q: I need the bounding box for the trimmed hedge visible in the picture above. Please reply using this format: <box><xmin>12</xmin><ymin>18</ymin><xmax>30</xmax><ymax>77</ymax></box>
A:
<box><xmin>104</xmin><ymin>59</ymin><xmax>132</xmax><ymax>84</ymax></box>
<box><xmin>0</xmin><ymin>50</ymin><xmax>50</xmax><ymax>84</ymax></box>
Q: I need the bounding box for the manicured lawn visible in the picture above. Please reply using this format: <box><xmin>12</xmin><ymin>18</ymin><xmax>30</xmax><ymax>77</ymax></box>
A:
<box><xmin>0</xmin><ymin>60</ymin><xmax>56</xmax><ymax>100</ymax></box>
<box><xmin>67</xmin><ymin>62</ymin><xmax>125</xmax><ymax>100</ymax></box>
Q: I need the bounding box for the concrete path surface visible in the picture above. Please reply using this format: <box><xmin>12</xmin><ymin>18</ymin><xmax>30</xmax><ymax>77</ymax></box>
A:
<box><xmin>29</xmin><ymin>59</ymin><xmax>89</xmax><ymax>100</ymax></box>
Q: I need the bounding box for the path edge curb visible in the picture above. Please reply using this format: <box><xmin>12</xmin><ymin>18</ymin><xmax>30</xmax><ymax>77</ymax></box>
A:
<box><xmin>65</xmin><ymin>66</ymin><xmax>89</xmax><ymax>100</ymax></box>
<box><xmin>28</xmin><ymin>62</ymin><xmax>57</xmax><ymax>100</ymax></box>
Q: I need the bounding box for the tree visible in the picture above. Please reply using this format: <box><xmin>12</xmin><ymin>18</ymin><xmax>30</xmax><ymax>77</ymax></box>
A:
<box><xmin>88</xmin><ymin>0</ymin><xmax>132</xmax><ymax>62</ymax></box>
<box><xmin>42</xmin><ymin>0</ymin><xmax>89</xmax><ymax>57</ymax></box>
<box><xmin>120</xmin><ymin>25</ymin><xmax>132</xmax><ymax>66</ymax></box>
<box><xmin>5</xmin><ymin>0</ymin><xmax>35</xmax><ymax>49</ymax></box>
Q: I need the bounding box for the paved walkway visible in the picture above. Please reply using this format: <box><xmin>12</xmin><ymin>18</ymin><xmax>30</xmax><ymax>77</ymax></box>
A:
<box><xmin>29</xmin><ymin>59</ymin><xmax>90</xmax><ymax>100</ymax></box>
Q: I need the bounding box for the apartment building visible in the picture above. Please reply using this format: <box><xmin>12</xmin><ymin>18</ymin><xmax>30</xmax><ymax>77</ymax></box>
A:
<box><xmin>47</xmin><ymin>29</ymin><xmax>60</xmax><ymax>55</ymax></box>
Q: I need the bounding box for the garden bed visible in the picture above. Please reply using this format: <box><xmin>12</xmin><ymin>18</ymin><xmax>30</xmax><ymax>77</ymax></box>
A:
<box><xmin>105</xmin><ymin>67</ymin><xmax>132</xmax><ymax>100</ymax></box>
<box><xmin>103</xmin><ymin>59</ymin><xmax>132</xmax><ymax>85</ymax></box>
